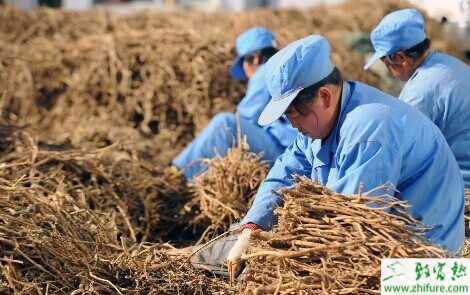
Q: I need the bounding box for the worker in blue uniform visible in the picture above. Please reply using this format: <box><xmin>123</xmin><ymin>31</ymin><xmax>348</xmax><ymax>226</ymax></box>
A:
<box><xmin>225</xmin><ymin>35</ymin><xmax>465</xmax><ymax>274</ymax></box>
<box><xmin>173</xmin><ymin>27</ymin><xmax>297</xmax><ymax>180</ymax></box>
<box><xmin>364</xmin><ymin>8</ymin><xmax>470</xmax><ymax>187</ymax></box>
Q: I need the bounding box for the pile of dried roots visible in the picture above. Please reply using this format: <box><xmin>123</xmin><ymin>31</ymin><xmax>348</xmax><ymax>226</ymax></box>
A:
<box><xmin>239</xmin><ymin>177</ymin><xmax>445</xmax><ymax>294</ymax></box>
<box><xmin>0</xmin><ymin>127</ymin><xmax>229</xmax><ymax>294</ymax></box>
<box><xmin>0</xmin><ymin>27</ymin><xmax>241</xmax><ymax>163</ymax></box>
<box><xmin>0</xmin><ymin>0</ymin><xmax>462</xmax><ymax>165</ymax></box>
<box><xmin>0</xmin><ymin>127</ymin><xmax>196</xmax><ymax>244</ymax></box>
<box><xmin>191</xmin><ymin>137</ymin><xmax>269</xmax><ymax>240</ymax></box>
<box><xmin>1</xmin><ymin>194</ymin><xmax>229</xmax><ymax>294</ymax></box>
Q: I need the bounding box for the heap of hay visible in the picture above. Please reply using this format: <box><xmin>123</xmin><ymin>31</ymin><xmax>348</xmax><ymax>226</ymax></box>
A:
<box><xmin>0</xmin><ymin>28</ymin><xmax>242</xmax><ymax>163</ymax></box>
<box><xmin>0</xmin><ymin>188</ymin><xmax>229</xmax><ymax>294</ymax></box>
<box><xmin>191</xmin><ymin>137</ymin><xmax>269</xmax><ymax>240</ymax></box>
<box><xmin>0</xmin><ymin>127</ymin><xmax>231</xmax><ymax>294</ymax></box>
<box><xmin>239</xmin><ymin>177</ymin><xmax>445</xmax><ymax>294</ymax></box>
<box><xmin>0</xmin><ymin>126</ymin><xmax>194</xmax><ymax>245</ymax></box>
<box><xmin>0</xmin><ymin>6</ymin><xmax>110</xmax><ymax>43</ymax></box>
<box><xmin>0</xmin><ymin>0</ymin><xmax>462</xmax><ymax>165</ymax></box>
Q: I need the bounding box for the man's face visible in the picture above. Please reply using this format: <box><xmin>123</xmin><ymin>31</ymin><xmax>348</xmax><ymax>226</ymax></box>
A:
<box><xmin>380</xmin><ymin>52</ymin><xmax>414</xmax><ymax>81</ymax></box>
<box><xmin>242</xmin><ymin>54</ymin><xmax>260</xmax><ymax>79</ymax></box>
<box><xmin>285</xmin><ymin>86</ymin><xmax>339</xmax><ymax>140</ymax></box>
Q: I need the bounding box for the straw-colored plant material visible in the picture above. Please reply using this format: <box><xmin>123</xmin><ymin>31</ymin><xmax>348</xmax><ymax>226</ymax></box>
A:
<box><xmin>0</xmin><ymin>1</ymin><xmax>465</xmax><ymax>292</ymax></box>
<box><xmin>0</xmin><ymin>177</ymin><xmax>229</xmax><ymax>294</ymax></box>
<box><xmin>0</xmin><ymin>5</ymin><xmax>110</xmax><ymax>44</ymax></box>
<box><xmin>0</xmin><ymin>0</ymin><xmax>462</xmax><ymax>166</ymax></box>
<box><xmin>0</xmin><ymin>27</ymin><xmax>242</xmax><ymax>164</ymax></box>
<box><xmin>0</xmin><ymin>126</ymin><xmax>196</xmax><ymax>245</ymax></box>
<box><xmin>0</xmin><ymin>127</ymin><xmax>232</xmax><ymax>294</ymax></box>
<box><xmin>191</xmin><ymin>136</ymin><xmax>269</xmax><ymax>240</ymax></box>
<box><xmin>239</xmin><ymin>177</ymin><xmax>445</xmax><ymax>294</ymax></box>
<box><xmin>464</xmin><ymin>239</ymin><xmax>470</xmax><ymax>258</ymax></box>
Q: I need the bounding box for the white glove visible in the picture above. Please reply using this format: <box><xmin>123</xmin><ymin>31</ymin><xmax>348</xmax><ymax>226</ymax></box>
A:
<box><xmin>227</xmin><ymin>228</ymin><xmax>252</xmax><ymax>262</ymax></box>
<box><xmin>227</xmin><ymin>228</ymin><xmax>252</xmax><ymax>283</ymax></box>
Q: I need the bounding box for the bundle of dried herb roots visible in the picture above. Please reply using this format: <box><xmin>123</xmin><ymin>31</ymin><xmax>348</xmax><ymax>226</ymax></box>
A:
<box><xmin>191</xmin><ymin>136</ymin><xmax>269</xmax><ymax>241</ymax></box>
<box><xmin>239</xmin><ymin>177</ymin><xmax>445</xmax><ymax>294</ymax></box>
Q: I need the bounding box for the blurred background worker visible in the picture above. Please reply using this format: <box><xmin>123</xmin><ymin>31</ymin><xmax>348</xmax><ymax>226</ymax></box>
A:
<box><xmin>226</xmin><ymin>35</ymin><xmax>465</xmax><ymax>274</ymax></box>
<box><xmin>173</xmin><ymin>27</ymin><xmax>297</xmax><ymax>180</ymax></box>
<box><xmin>365</xmin><ymin>9</ymin><xmax>470</xmax><ymax>187</ymax></box>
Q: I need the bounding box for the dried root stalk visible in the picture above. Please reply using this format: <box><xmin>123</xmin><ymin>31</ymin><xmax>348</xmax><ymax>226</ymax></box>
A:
<box><xmin>191</xmin><ymin>138</ymin><xmax>269</xmax><ymax>240</ymax></box>
<box><xmin>240</xmin><ymin>177</ymin><xmax>446</xmax><ymax>294</ymax></box>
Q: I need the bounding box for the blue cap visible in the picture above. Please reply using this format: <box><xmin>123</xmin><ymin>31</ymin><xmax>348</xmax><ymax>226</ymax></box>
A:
<box><xmin>364</xmin><ymin>8</ymin><xmax>426</xmax><ymax>70</ymax></box>
<box><xmin>258</xmin><ymin>35</ymin><xmax>335</xmax><ymax>126</ymax></box>
<box><xmin>230</xmin><ymin>27</ymin><xmax>277</xmax><ymax>80</ymax></box>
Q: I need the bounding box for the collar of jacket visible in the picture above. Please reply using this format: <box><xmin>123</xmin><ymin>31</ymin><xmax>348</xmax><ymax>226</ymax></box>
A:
<box><xmin>409</xmin><ymin>50</ymin><xmax>436</xmax><ymax>81</ymax></box>
<box><xmin>311</xmin><ymin>81</ymin><xmax>354</xmax><ymax>169</ymax></box>
<box><xmin>247</xmin><ymin>62</ymin><xmax>267</xmax><ymax>89</ymax></box>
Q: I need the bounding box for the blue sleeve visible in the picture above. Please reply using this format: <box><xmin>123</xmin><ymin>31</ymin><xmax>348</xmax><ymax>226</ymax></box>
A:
<box><xmin>331</xmin><ymin>140</ymin><xmax>401</xmax><ymax>196</ymax></box>
<box><xmin>241</xmin><ymin>136</ymin><xmax>311</xmax><ymax>229</ymax></box>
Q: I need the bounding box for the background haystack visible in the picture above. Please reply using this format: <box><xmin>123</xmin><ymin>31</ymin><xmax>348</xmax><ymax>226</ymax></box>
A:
<box><xmin>0</xmin><ymin>0</ymin><xmax>462</xmax><ymax>165</ymax></box>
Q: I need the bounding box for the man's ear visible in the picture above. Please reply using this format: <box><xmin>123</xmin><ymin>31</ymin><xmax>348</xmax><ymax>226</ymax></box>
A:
<box><xmin>318</xmin><ymin>86</ymin><xmax>333</xmax><ymax>109</ymax></box>
<box><xmin>252</xmin><ymin>53</ymin><xmax>261</xmax><ymax>67</ymax></box>
<box><xmin>392</xmin><ymin>51</ymin><xmax>408</xmax><ymax>65</ymax></box>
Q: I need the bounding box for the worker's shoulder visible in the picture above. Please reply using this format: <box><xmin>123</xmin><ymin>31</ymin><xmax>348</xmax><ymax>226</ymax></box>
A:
<box><xmin>246</xmin><ymin>64</ymin><xmax>270</xmax><ymax>95</ymax></box>
<box><xmin>339</xmin><ymin>82</ymin><xmax>407</xmax><ymax>141</ymax></box>
<box><xmin>344</xmin><ymin>81</ymin><xmax>437</xmax><ymax>138</ymax></box>
<box><xmin>415</xmin><ymin>52</ymin><xmax>470</xmax><ymax>85</ymax></box>
<box><xmin>346</xmin><ymin>81</ymin><xmax>402</xmax><ymax>120</ymax></box>
<box><xmin>251</xmin><ymin>63</ymin><xmax>269</xmax><ymax>82</ymax></box>
<box><xmin>402</xmin><ymin>52</ymin><xmax>470</xmax><ymax>104</ymax></box>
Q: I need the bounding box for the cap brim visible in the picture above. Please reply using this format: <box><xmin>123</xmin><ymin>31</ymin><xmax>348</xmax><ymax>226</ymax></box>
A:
<box><xmin>364</xmin><ymin>51</ymin><xmax>386</xmax><ymax>70</ymax></box>
<box><xmin>258</xmin><ymin>88</ymin><xmax>303</xmax><ymax>126</ymax></box>
<box><xmin>364</xmin><ymin>52</ymin><xmax>387</xmax><ymax>70</ymax></box>
<box><xmin>229</xmin><ymin>56</ymin><xmax>247</xmax><ymax>80</ymax></box>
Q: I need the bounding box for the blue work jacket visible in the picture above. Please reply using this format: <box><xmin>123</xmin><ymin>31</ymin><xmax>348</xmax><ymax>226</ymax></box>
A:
<box><xmin>237</xmin><ymin>63</ymin><xmax>298</xmax><ymax>147</ymax></box>
<box><xmin>399</xmin><ymin>52</ymin><xmax>470</xmax><ymax>187</ymax></box>
<box><xmin>242</xmin><ymin>81</ymin><xmax>465</xmax><ymax>252</ymax></box>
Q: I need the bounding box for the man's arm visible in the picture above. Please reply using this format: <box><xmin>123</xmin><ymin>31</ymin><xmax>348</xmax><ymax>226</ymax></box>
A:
<box><xmin>241</xmin><ymin>135</ymin><xmax>312</xmax><ymax>229</ymax></box>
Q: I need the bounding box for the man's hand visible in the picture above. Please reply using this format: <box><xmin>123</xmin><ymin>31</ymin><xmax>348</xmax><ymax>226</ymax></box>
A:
<box><xmin>226</xmin><ymin>228</ymin><xmax>252</xmax><ymax>284</ymax></box>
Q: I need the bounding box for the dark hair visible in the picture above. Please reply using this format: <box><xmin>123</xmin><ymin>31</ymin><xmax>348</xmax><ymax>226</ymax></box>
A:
<box><xmin>243</xmin><ymin>47</ymin><xmax>279</xmax><ymax>65</ymax></box>
<box><xmin>289</xmin><ymin>67</ymin><xmax>343</xmax><ymax>115</ymax></box>
<box><xmin>404</xmin><ymin>38</ymin><xmax>431</xmax><ymax>59</ymax></box>
<box><xmin>388</xmin><ymin>38</ymin><xmax>431</xmax><ymax>61</ymax></box>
